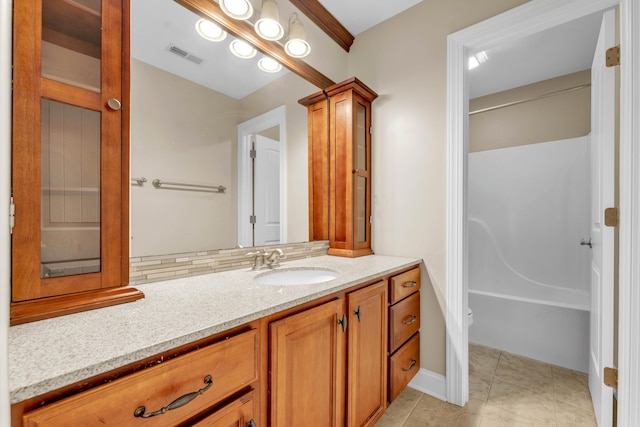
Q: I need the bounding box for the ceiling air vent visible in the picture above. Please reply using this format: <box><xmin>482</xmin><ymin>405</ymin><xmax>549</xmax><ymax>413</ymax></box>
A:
<box><xmin>166</xmin><ymin>44</ymin><xmax>205</xmax><ymax>65</ymax></box>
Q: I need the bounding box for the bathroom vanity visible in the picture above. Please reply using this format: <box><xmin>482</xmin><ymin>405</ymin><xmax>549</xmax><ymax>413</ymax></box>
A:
<box><xmin>9</xmin><ymin>255</ymin><xmax>421</xmax><ymax>426</ymax></box>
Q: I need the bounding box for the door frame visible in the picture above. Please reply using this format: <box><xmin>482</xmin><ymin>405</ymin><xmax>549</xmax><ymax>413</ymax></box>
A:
<box><xmin>237</xmin><ymin>105</ymin><xmax>287</xmax><ymax>247</ymax></box>
<box><xmin>445</xmin><ymin>1</ymin><xmax>640</xmax><ymax>425</ymax></box>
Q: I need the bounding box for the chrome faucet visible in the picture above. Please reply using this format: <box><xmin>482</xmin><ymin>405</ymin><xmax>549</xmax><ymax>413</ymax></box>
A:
<box><xmin>246</xmin><ymin>249</ymin><xmax>268</xmax><ymax>270</ymax></box>
<box><xmin>246</xmin><ymin>248</ymin><xmax>285</xmax><ymax>270</ymax></box>
<box><xmin>265</xmin><ymin>248</ymin><xmax>285</xmax><ymax>268</ymax></box>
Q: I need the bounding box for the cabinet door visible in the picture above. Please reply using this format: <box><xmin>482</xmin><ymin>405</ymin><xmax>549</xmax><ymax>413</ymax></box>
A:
<box><xmin>347</xmin><ymin>281</ymin><xmax>388</xmax><ymax>427</ymax></box>
<box><xmin>270</xmin><ymin>299</ymin><xmax>346</xmax><ymax>427</ymax></box>
<box><xmin>11</xmin><ymin>0</ymin><xmax>140</xmax><ymax>324</ymax></box>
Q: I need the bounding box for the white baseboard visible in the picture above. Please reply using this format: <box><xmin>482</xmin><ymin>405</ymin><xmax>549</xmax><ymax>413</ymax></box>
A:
<box><xmin>408</xmin><ymin>368</ymin><xmax>447</xmax><ymax>402</ymax></box>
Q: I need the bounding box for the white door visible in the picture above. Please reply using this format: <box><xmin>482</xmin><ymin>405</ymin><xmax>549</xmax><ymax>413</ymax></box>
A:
<box><xmin>588</xmin><ymin>9</ymin><xmax>615</xmax><ymax>427</ymax></box>
<box><xmin>254</xmin><ymin>134</ymin><xmax>281</xmax><ymax>246</ymax></box>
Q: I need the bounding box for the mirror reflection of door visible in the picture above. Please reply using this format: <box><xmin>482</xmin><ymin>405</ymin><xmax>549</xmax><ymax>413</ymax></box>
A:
<box><xmin>237</xmin><ymin>105</ymin><xmax>287</xmax><ymax>249</ymax></box>
<box><xmin>253</xmin><ymin>133</ymin><xmax>281</xmax><ymax>246</ymax></box>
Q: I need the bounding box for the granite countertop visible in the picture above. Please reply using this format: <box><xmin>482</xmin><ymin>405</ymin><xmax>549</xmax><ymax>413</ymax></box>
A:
<box><xmin>8</xmin><ymin>254</ymin><xmax>420</xmax><ymax>404</ymax></box>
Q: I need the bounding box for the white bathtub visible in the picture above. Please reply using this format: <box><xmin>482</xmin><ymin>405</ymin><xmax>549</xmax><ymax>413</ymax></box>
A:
<box><xmin>468</xmin><ymin>138</ymin><xmax>591</xmax><ymax>373</ymax></box>
<box><xmin>469</xmin><ymin>290</ymin><xmax>589</xmax><ymax>372</ymax></box>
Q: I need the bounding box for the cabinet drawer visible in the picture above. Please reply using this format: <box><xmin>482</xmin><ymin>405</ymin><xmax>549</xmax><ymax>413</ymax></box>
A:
<box><xmin>191</xmin><ymin>390</ymin><xmax>256</xmax><ymax>427</ymax></box>
<box><xmin>389</xmin><ymin>333</ymin><xmax>420</xmax><ymax>402</ymax></box>
<box><xmin>23</xmin><ymin>330</ymin><xmax>258</xmax><ymax>427</ymax></box>
<box><xmin>390</xmin><ymin>267</ymin><xmax>420</xmax><ymax>304</ymax></box>
<box><xmin>389</xmin><ymin>292</ymin><xmax>420</xmax><ymax>353</ymax></box>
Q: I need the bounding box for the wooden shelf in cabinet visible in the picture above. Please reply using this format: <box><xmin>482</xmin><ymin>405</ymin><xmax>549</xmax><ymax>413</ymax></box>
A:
<box><xmin>43</xmin><ymin>0</ymin><xmax>102</xmax><ymax>56</ymax></box>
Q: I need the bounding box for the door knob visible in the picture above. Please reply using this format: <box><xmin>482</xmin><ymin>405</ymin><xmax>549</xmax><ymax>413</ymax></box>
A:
<box><xmin>107</xmin><ymin>98</ymin><xmax>122</xmax><ymax>111</ymax></box>
<box><xmin>580</xmin><ymin>238</ymin><xmax>592</xmax><ymax>249</ymax></box>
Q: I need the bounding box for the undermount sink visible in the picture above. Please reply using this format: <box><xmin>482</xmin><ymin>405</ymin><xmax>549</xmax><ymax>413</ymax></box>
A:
<box><xmin>255</xmin><ymin>268</ymin><xmax>340</xmax><ymax>286</ymax></box>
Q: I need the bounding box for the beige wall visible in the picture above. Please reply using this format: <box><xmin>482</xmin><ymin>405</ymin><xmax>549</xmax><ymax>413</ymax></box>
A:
<box><xmin>347</xmin><ymin>0</ymin><xmax>531</xmax><ymax>375</ymax></box>
<box><xmin>470</xmin><ymin>70</ymin><xmax>591</xmax><ymax>152</ymax></box>
<box><xmin>130</xmin><ymin>59</ymin><xmax>240</xmax><ymax>256</ymax></box>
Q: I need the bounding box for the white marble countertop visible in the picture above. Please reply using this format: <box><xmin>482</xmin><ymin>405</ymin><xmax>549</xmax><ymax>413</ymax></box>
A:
<box><xmin>8</xmin><ymin>254</ymin><xmax>420</xmax><ymax>404</ymax></box>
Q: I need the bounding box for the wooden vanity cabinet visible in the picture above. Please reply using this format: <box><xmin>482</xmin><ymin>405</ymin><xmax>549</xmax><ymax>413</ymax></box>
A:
<box><xmin>388</xmin><ymin>267</ymin><xmax>421</xmax><ymax>402</ymax></box>
<box><xmin>300</xmin><ymin>78</ymin><xmax>377</xmax><ymax>257</ymax></box>
<box><xmin>301</xmin><ymin>92</ymin><xmax>330</xmax><ymax>242</ymax></box>
<box><xmin>11</xmin><ymin>0</ymin><xmax>142</xmax><ymax>325</ymax></box>
<box><xmin>326</xmin><ymin>78</ymin><xmax>377</xmax><ymax>257</ymax></box>
<box><xmin>21</xmin><ymin>330</ymin><xmax>259</xmax><ymax>427</ymax></box>
<box><xmin>270</xmin><ymin>299</ymin><xmax>346</xmax><ymax>426</ymax></box>
<box><xmin>269</xmin><ymin>281</ymin><xmax>388</xmax><ymax>427</ymax></box>
<box><xmin>347</xmin><ymin>281</ymin><xmax>388</xmax><ymax>427</ymax></box>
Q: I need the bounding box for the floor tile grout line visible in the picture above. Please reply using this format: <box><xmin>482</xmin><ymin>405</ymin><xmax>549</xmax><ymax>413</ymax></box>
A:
<box><xmin>400</xmin><ymin>393</ymin><xmax>424</xmax><ymax>426</ymax></box>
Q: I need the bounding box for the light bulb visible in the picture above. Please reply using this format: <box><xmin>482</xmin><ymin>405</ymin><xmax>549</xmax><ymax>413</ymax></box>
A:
<box><xmin>195</xmin><ymin>19</ymin><xmax>227</xmax><ymax>42</ymax></box>
<box><xmin>258</xmin><ymin>57</ymin><xmax>282</xmax><ymax>73</ymax></box>
<box><xmin>230</xmin><ymin>39</ymin><xmax>257</xmax><ymax>59</ymax></box>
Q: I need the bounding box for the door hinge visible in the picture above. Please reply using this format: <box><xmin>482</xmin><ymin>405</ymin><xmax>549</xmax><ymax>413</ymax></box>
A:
<box><xmin>604</xmin><ymin>367</ymin><xmax>618</xmax><ymax>388</ymax></box>
<box><xmin>606</xmin><ymin>45</ymin><xmax>620</xmax><ymax>67</ymax></box>
<box><xmin>250</xmin><ymin>148</ymin><xmax>256</xmax><ymax>159</ymax></box>
<box><xmin>250</xmin><ymin>215</ymin><xmax>256</xmax><ymax>224</ymax></box>
<box><xmin>10</xmin><ymin>197</ymin><xmax>15</xmax><ymax>234</ymax></box>
<box><xmin>604</xmin><ymin>207</ymin><xmax>619</xmax><ymax>227</ymax></box>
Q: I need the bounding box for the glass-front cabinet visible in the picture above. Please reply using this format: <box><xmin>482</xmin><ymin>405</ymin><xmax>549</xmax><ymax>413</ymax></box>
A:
<box><xmin>11</xmin><ymin>0</ymin><xmax>142</xmax><ymax>325</ymax></box>
<box><xmin>326</xmin><ymin>78</ymin><xmax>377</xmax><ymax>257</ymax></box>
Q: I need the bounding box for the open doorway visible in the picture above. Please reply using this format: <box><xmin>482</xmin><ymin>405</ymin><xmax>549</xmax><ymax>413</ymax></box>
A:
<box><xmin>237</xmin><ymin>105</ymin><xmax>287</xmax><ymax>247</ymax></box>
<box><xmin>445</xmin><ymin>2</ymin><xmax>639</xmax><ymax>425</ymax></box>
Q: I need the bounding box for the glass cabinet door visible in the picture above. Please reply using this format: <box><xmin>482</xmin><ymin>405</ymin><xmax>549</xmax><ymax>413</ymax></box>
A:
<box><xmin>355</xmin><ymin>102</ymin><xmax>368</xmax><ymax>245</ymax></box>
<box><xmin>11</xmin><ymin>0</ymin><xmax>135</xmax><ymax>318</ymax></box>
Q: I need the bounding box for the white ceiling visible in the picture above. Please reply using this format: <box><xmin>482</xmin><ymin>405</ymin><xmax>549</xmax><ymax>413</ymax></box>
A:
<box><xmin>132</xmin><ymin>1</ymin><xmax>605</xmax><ymax>100</ymax></box>
<box><xmin>469</xmin><ymin>11</ymin><xmax>605</xmax><ymax>99</ymax></box>
<box><xmin>318</xmin><ymin>0</ymin><xmax>423</xmax><ymax>36</ymax></box>
<box><xmin>131</xmin><ymin>0</ymin><xmax>289</xmax><ymax>100</ymax></box>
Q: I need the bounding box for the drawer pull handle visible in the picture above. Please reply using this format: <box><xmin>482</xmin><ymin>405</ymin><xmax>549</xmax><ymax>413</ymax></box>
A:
<box><xmin>402</xmin><ymin>359</ymin><xmax>417</xmax><ymax>372</ymax></box>
<box><xmin>402</xmin><ymin>281</ymin><xmax>417</xmax><ymax>289</ymax></box>
<box><xmin>133</xmin><ymin>374</ymin><xmax>213</xmax><ymax>419</ymax></box>
<box><xmin>402</xmin><ymin>315</ymin><xmax>417</xmax><ymax>325</ymax></box>
<box><xmin>246</xmin><ymin>420</ymin><xmax>257</xmax><ymax>427</ymax></box>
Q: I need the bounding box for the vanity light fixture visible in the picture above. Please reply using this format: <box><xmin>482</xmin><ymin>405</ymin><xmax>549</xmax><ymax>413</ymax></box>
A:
<box><xmin>284</xmin><ymin>13</ymin><xmax>310</xmax><ymax>58</ymax></box>
<box><xmin>255</xmin><ymin>0</ymin><xmax>284</xmax><ymax>41</ymax></box>
<box><xmin>258</xmin><ymin>56</ymin><xmax>282</xmax><ymax>73</ymax></box>
<box><xmin>219</xmin><ymin>0</ymin><xmax>253</xmax><ymax>20</ymax></box>
<box><xmin>469</xmin><ymin>51</ymin><xmax>488</xmax><ymax>70</ymax></box>
<box><xmin>229</xmin><ymin>39</ymin><xmax>257</xmax><ymax>58</ymax></box>
<box><xmin>195</xmin><ymin>18</ymin><xmax>227</xmax><ymax>42</ymax></box>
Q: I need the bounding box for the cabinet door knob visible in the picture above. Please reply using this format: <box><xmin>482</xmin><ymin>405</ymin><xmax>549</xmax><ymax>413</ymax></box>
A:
<box><xmin>107</xmin><ymin>98</ymin><xmax>122</xmax><ymax>111</ymax></box>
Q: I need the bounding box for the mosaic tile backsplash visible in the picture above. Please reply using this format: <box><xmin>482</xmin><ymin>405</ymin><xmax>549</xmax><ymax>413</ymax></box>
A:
<box><xmin>130</xmin><ymin>241</ymin><xmax>330</xmax><ymax>285</ymax></box>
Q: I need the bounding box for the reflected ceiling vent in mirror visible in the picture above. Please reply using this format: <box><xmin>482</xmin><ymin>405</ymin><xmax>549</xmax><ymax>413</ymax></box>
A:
<box><xmin>196</xmin><ymin>18</ymin><xmax>228</xmax><ymax>42</ymax></box>
<box><xmin>165</xmin><ymin>44</ymin><xmax>206</xmax><ymax>65</ymax></box>
<box><xmin>230</xmin><ymin>39</ymin><xmax>257</xmax><ymax>59</ymax></box>
<box><xmin>285</xmin><ymin>13</ymin><xmax>310</xmax><ymax>58</ymax></box>
<box><xmin>255</xmin><ymin>0</ymin><xmax>284</xmax><ymax>41</ymax></box>
<box><xmin>258</xmin><ymin>56</ymin><xmax>282</xmax><ymax>73</ymax></box>
<box><xmin>219</xmin><ymin>0</ymin><xmax>253</xmax><ymax>20</ymax></box>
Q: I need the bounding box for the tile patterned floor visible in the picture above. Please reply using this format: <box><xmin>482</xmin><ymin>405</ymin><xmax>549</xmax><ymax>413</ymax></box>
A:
<box><xmin>376</xmin><ymin>343</ymin><xmax>596</xmax><ymax>426</ymax></box>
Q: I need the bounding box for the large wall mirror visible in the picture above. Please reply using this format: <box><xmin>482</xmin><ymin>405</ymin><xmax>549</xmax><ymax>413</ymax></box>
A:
<box><xmin>130</xmin><ymin>0</ymin><xmax>327</xmax><ymax>257</ymax></box>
